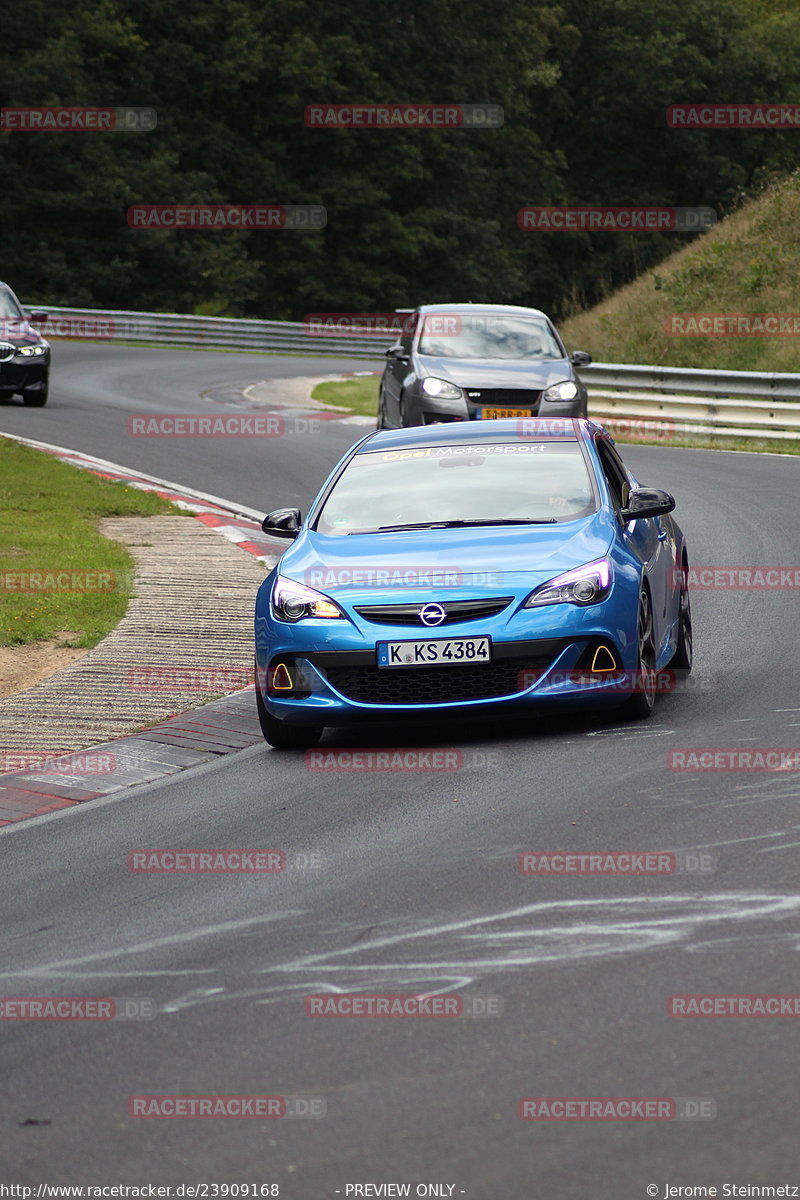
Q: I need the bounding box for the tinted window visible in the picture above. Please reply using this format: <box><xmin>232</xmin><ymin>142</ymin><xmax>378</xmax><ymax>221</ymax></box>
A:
<box><xmin>315</xmin><ymin>441</ymin><xmax>597</xmax><ymax>535</ymax></box>
<box><xmin>595</xmin><ymin>438</ymin><xmax>631</xmax><ymax>510</ymax></box>
<box><xmin>0</xmin><ymin>290</ymin><xmax>23</xmax><ymax>319</ymax></box>
<box><xmin>417</xmin><ymin>314</ymin><xmax>563</xmax><ymax>360</ymax></box>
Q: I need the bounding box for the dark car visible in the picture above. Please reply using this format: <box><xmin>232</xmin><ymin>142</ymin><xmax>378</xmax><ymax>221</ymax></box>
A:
<box><xmin>377</xmin><ymin>303</ymin><xmax>591</xmax><ymax>429</ymax></box>
<box><xmin>0</xmin><ymin>282</ymin><xmax>50</xmax><ymax>407</ymax></box>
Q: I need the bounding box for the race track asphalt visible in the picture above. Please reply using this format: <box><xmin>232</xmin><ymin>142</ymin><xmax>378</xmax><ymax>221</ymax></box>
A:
<box><xmin>1</xmin><ymin>344</ymin><xmax>799</xmax><ymax>1197</ymax></box>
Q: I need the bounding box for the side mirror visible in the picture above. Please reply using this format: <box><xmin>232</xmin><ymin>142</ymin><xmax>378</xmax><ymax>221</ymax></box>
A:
<box><xmin>261</xmin><ymin>507</ymin><xmax>302</xmax><ymax>539</ymax></box>
<box><xmin>571</xmin><ymin>350</ymin><xmax>592</xmax><ymax>366</ymax></box>
<box><xmin>27</xmin><ymin>310</ymin><xmax>48</xmax><ymax>322</ymax></box>
<box><xmin>620</xmin><ymin>487</ymin><xmax>675</xmax><ymax>522</ymax></box>
<box><xmin>385</xmin><ymin>344</ymin><xmax>409</xmax><ymax>362</ymax></box>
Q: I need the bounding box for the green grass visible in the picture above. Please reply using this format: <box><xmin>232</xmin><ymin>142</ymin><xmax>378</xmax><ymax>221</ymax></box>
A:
<box><xmin>0</xmin><ymin>438</ymin><xmax>179</xmax><ymax>648</ymax></box>
<box><xmin>311</xmin><ymin>375</ymin><xmax>379</xmax><ymax>416</ymax></box>
<box><xmin>561</xmin><ymin>170</ymin><xmax>800</xmax><ymax>373</ymax></box>
<box><xmin>610</xmin><ymin>430</ymin><xmax>800</xmax><ymax>455</ymax></box>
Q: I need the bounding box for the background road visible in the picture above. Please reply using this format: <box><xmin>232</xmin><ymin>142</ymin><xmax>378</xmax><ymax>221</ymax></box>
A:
<box><xmin>0</xmin><ymin>342</ymin><xmax>380</xmax><ymax>512</ymax></box>
<box><xmin>1</xmin><ymin>345</ymin><xmax>799</xmax><ymax>1197</ymax></box>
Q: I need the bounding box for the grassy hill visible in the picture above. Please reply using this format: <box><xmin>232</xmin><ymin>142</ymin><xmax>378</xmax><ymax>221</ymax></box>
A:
<box><xmin>560</xmin><ymin>172</ymin><xmax>800</xmax><ymax>373</ymax></box>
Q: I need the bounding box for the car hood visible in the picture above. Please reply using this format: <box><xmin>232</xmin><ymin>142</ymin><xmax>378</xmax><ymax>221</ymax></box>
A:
<box><xmin>279</xmin><ymin>509</ymin><xmax>615</xmax><ymax>604</ymax></box>
<box><xmin>415</xmin><ymin>355</ymin><xmax>574</xmax><ymax>390</ymax></box>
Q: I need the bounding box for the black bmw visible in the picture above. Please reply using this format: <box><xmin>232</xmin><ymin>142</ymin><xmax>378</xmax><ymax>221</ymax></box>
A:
<box><xmin>0</xmin><ymin>282</ymin><xmax>50</xmax><ymax>407</ymax></box>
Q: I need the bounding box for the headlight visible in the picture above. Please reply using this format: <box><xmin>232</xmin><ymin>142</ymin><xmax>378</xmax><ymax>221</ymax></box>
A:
<box><xmin>15</xmin><ymin>345</ymin><xmax>47</xmax><ymax>357</ymax></box>
<box><xmin>524</xmin><ymin>558</ymin><xmax>612</xmax><ymax>608</ymax></box>
<box><xmin>271</xmin><ymin>575</ymin><xmax>344</xmax><ymax>622</ymax></box>
<box><xmin>421</xmin><ymin>377</ymin><xmax>463</xmax><ymax>400</ymax></box>
<box><xmin>543</xmin><ymin>380</ymin><xmax>578</xmax><ymax>403</ymax></box>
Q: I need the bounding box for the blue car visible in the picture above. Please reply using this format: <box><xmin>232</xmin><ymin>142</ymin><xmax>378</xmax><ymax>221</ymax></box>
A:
<box><xmin>254</xmin><ymin>418</ymin><xmax>692</xmax><ymax>748</ymax></box>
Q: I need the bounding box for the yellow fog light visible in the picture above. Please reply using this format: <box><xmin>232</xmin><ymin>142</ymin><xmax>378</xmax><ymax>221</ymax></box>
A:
<box><xmin>590</xmin><ymin>645</ymin><xmax>618</xmax><ymax>672</ymax></box>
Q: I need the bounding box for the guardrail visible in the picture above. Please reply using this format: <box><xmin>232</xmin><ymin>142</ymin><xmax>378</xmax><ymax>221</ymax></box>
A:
<box><xmin>32</xmin><ymin>305</ymin><xmax>800</xmax><ymax>440</ymax></box>
<box><xmin>31</xmin><ymin>305</ymin><xmax>386</xmax><ymax>359</ymax></box>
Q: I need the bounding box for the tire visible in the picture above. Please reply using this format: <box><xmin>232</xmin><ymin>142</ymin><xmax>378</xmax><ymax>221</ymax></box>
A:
<box><xmin>669</xmin><ymin>556</ymin><xmax>693</xmax><ymax>672</ymax></box>
<box><xmin>618</xmin><ymin>584</ymin><xmax>657</xmax><ymax>720</ymax></box>
<box><xmin>255</xmin><ymin>684</ymin><xmax>323</xmax><ymax>749</ymax></box>
<box><xmin>376</xmin><ymin>390</ymin><xmax>387</xmax><ymax>430</ymax></box>
<box><xmin>22</xmin><ymin>383</ymin><xmax>48</xmax><ymax>407</ymax></box>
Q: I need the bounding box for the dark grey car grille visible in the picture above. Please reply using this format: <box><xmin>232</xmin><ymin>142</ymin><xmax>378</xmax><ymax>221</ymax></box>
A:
<box><xmin>0</xmin><ymin>343</ymin><xmax>15</xmax><ymax>363</ymax></box>
<box><xmin>354</xmin><ymin>597</ymin><xmax>514</xmax><ymax>626</ymax></box>
<box><xmin>464</xmin><ymin>389</ymin><xmax>541</xmax><ymax>410</ymax></box>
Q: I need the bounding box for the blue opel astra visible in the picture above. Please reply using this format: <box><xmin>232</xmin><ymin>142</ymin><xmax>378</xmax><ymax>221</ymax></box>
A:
<box><xmin>254</xmin><ymin>418</ymin><xmax>692</xmax><ymax>748</ymax></box>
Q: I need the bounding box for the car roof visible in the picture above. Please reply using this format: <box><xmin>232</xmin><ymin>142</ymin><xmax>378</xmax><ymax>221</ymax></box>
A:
<box><xmin>356</xmin><ymin>418</ymin><xmax>603</xmax><ymax>454</ymax></box>
<box><xmin>414</xmin><ymin>302</ymin><xmax>551</xmax><ymax>320</ymax></box>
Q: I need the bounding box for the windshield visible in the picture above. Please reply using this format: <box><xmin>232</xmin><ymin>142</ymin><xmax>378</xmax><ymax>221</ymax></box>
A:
<box><xmin>417</xmin><ymin>314</ymin><xmax>564</xmax><ymax>360</ymax></box>
<box><xmin>0</xmin><ymin>290</ymin><xmax>23</xmax><ymax>320</ymax></box>
<box><xmin>315</xmin><ymin>441</ymin><xmax>597</xmax><ymax>535</ymax></box>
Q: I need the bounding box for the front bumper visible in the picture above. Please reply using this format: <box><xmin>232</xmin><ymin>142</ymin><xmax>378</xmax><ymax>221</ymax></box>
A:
<box><xmin>256</xmin><ymin>616</ymin><xmax>638</xmax><ymax>727</ymax></box>
<box><xmin>0</xmin><ymin>357</ymin><xmax>49</xmax><ymax>394</ymax></box>
<box><xmin>411</xmin><ymin>392</ymin><xmax>582</xmax><ymax>425</ymax></box>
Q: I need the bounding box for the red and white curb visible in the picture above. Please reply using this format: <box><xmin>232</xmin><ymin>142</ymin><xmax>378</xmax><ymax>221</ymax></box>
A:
<box><xmin>0</xmin><ymin>433</ymin><xmax>286</xmax><ymax>565</ymax></box>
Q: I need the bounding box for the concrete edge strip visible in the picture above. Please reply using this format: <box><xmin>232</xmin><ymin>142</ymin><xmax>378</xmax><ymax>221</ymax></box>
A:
<box><xmin>0</xmin><ymin>690</ymin><xmax>266</xmax><ymax>829</ymax></box>
<box><xmin>0</xmin><ymin>435</ymin><xmax>287</xmax><ymax>827</ymax></box>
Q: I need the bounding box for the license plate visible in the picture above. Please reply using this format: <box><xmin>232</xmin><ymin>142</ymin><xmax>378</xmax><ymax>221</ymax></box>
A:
<box><xmin>377</xmin><ymin>636</ymin><xmax>492</xmax><ymax>668</ymax></box>
<box><xmin>478</xmin><ymin>407</ymin><xmax>530</xmax><ymax>420</ymax></box>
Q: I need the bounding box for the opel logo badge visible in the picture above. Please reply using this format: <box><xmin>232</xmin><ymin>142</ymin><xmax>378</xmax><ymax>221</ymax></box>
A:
<box><xmin>419</xmin><ymin>602</ymin><xmax>446</xmax><ymax>626</ymax></box>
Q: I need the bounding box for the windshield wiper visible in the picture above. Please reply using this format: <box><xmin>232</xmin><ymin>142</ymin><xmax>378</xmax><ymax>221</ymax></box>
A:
<box><xmin>351</xmin><ymin>518</ymin><xmax>557</xmax><ymax>534</ymax></box>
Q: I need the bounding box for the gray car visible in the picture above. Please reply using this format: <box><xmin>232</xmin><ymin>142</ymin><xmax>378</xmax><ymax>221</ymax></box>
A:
<box><xmin>377</xmin><ymin>302</ymin><xmax>591</xmax><ymax>428</ymax></box>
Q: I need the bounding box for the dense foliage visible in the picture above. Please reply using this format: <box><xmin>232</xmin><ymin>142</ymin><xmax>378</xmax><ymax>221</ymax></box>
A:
<box><xmin>3</xmin><ymin>0</ymin><xmax>800</xmax><ymax>319</ymax></box>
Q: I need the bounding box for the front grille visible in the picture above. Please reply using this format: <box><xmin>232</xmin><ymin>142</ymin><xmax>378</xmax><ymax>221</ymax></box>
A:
<box><xmin>465</xmin><ymin>389</ymin><xmax>541</xmax><ymax>411</ymax></box>
<box><xmin>323</xmin><ymin>654</ymin><xmax>554</xmax><ymax>705</ymax></box>
<box><xmin>0</xmin><ymin>343</ymin><xmax>15</xmax><ymax>363</ymax></box>
<box><xmin>354</xmin><ymin>597</ymin><xmax>513</xmax><ymax>626</ymax></box>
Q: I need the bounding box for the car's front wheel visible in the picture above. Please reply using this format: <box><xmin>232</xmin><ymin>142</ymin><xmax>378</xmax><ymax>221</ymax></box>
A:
<box><xmin>255</xmin><ymin>685</ymin><xmax>323</xmax><ymax>749</ymax></box>
<box><xmin>618</xmin><ymin>585</ymin><xmax>657</xmax><ymax>720</ymax></box>
<box><xmin>22</xmin><ymin>382</ymin><xmax>48</xmax><ymax>407</ymax></box>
